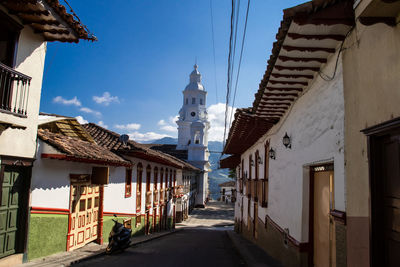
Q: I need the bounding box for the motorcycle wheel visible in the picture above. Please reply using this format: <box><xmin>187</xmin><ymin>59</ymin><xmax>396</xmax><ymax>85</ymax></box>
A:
<box><xmin>106</xmin><ymin>241</ymin><xmax>115</xmax><ymax>254</ymax></box>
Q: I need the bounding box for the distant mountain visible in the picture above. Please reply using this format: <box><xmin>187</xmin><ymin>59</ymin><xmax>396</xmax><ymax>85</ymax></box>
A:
<box><xmin>142</xmin><ymin>137</ymin><xmax>178</xmax><ymax>144</ymax></box>
<box><xmin>147</xmin><ymin>138</ymin><xmax>232</xmax><ymax>200</ymax></box>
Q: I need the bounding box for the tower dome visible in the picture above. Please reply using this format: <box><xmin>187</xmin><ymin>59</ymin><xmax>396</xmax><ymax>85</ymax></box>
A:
<box><xmin>185</xmin><ymin>64</ymin><xmax>204</xmax><ymax>91</ymax></box>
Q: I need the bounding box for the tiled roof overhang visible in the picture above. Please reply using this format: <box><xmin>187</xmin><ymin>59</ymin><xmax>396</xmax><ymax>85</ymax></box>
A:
<box><xmin>220</xmin><ymin>154</ymin><xmax>241</xmax><ymax>169</ymax></box>
<box><xmin>1</xmin><ymin>0</ymin><xmax>96</xmax><ymax>42</ymax></box>
<box><xmin>223</xmin><ymin>108</ymin><xmax>274</xmax><ymax>155</ymax></box>
<box><xmin>252</xmin><ymin>0</ymin><xmax>354</xmax><ymax>120</ymax></box>
<box><xmin>38</xmin><ymin>129</ymin><xmax>130</xmax><ymax>167</ymax></box>
<box><xmin>223</xmin><ymin>0</ymin><xmax>355</xmax><ymax>157</ymax></box>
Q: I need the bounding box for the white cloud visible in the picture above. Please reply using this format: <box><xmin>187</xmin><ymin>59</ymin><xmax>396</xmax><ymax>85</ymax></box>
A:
<box><xmin>128</xmin><ymin>131</ymin><xmax>171</xmax><ymax>142</ymax></box>
<box><xmin>80</xmin><ymin>107</ymin><xmax>102</xmax><ymax>117</ymax></box>
<box><xmin>114</xmin><ymin>123</ymin><xmax>141</xmax><ymax>131</ymax></box>
<box><xmin>157</xmin><ymin>119</ymin><xmax>166</xmax><ymax>126</ymax></box>
<box><xmin>53</xmin><ymin>96</ymin><xmax>81</xmax><ymax>107</ymax></box>
<box><xmin>160</xmin><ymin>125</ymin><xmax>177</xmax><ymax>132</ymax></box>
<box><xmin>157</xmin><ymin>115</ymin><xmax>178</xmax><ymax>134</ymax></box>
<box><xmin>207</xmin><ymin>103</ymin><xmax>236</xmax><ymax>142</ymax></box>
<box><xmin>93</xmin><ymin>92</ymin><xmax>119</xmax><ymax>106</ymax></box>
<box><xmin>75</xmin><ymin>116</ymin><xmax>88</xmax><ymax>124</ymax></box>
<box><xmin>98</xmin><ymin>121</ymin><xmax>108</xmax><ymax>129</ymax></box>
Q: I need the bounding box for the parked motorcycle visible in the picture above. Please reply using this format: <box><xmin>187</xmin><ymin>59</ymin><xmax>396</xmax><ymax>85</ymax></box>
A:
<box><xmin>106</xmin><ymin>214</ymin><xmax>132</xmax><ymax>254</ymax></box>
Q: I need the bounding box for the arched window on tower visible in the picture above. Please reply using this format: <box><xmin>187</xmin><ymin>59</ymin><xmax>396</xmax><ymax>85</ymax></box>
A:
<box><xmin>194</xmin><ymin>131</ymin><xmax>201</xmax><ymax>144</ymax></box>
<box><xmin>200</xmin><ymin>98</ymin><xmax>203</xmax><ymax>105</ymax></box>
<box><xmin>186</xmin><ymin>98</ymin><xmax>188</xmax><ymax>105</ymax></box>
<box><xmin>192</xmin><ymin>97</ymin><xmax>195</xmax><ymax>104</ymax></box>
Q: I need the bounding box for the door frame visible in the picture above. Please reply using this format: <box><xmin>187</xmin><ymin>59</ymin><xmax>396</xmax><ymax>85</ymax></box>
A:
<box><xmin>0</xmin><ymin>158</ymin><xmax>32</xmax><ymax>260</ymax></box>
<box><xmin>362</xmin><ymin>117</ymin><xmax>400</xmax><ymax>266</ymax></box>
<box><xmin>308</xmin><ymin>163</ymin><xmax>334</xmax><ymax>267</ymax></box>
<box><xmin>67</xmin><ymin>182</ymin><xmax>103</xmax><ymax>251</ymax></box>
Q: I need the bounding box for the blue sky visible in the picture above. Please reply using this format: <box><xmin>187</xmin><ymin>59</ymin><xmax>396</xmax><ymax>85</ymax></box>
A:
<box><xmin>41</xmin><ymin>0</ymin><xmax>304</xmax><ymax>142</ymax></box>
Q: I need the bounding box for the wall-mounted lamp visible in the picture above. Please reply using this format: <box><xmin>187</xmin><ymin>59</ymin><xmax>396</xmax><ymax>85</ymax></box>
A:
<box><xmin>283</xmin><ymin>132</ymin><xmax>291</xmax><ymax>149</ymax></box>
<box><xmin>258</xmin><ymin>157</ymin><xmax>263</xmax><ymax>165</ymax></box>
<box><xmin>268</xmin><ymin>148</ymin><xmax>276</xmax><ymax>160</ymax></box>
<box><xmin>250</xmin><ymin>159</ymin><xmax>255</xmax><ymax>166</ymax></box>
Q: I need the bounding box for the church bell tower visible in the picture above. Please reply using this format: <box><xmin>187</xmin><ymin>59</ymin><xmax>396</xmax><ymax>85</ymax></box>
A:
<box><xmin>176</xmin><ymin>64</ymin><xmax>210</xmax><ymax>207</ymax></box>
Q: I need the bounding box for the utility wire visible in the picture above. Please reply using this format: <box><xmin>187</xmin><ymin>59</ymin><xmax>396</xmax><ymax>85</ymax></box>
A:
<box><xmin>228</xmin><ymin>0</ymin><xmax>250</xmax><ymax>130</ymax></box>
<box><xmin>209</xmin><ymin>0</ymin><xmax>219</xmax><ymax>104</ymax></box>
<box><xmin>229</xmin><ymin>0</ymin><xmax>241</xmax><ymax>91</ymax></box>
<box><xmin>222</xmin><ymin>0</ymin><xmax>236</xmax><ymax>157</ymax></box>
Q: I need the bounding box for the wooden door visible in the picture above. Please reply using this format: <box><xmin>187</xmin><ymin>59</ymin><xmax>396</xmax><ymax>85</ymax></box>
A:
<box><xmin>67</xmin><ymin>184</ymin><xmax>100</xmax><ymax>251</ymax></box>
<box><xmin>313</xmin><ymin>170</ymin><xmax>334</xmax><ymax>267</ymax></box>
<box><xmin>0</xmin><ymin>166</ymin><xmax>27</xmax><ymax>258</ymax></box>
<box><xmin>371</xmin><ymin>132</ymin><xmax>400</xmax><ymax>266</ymax></box>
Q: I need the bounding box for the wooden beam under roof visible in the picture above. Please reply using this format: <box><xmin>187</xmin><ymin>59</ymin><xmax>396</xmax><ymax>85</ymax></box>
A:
<box><xmin>287</xmin><ymin>33</ymin><xmax>346</xmax><ymax>41</ymax></box>
<box><xmin>269</xmin><ymin>80</ymin><xmax>308</xmax><ymax>86</ymax></box>
<box><xmin>271</xmin><ymin>73</ymin><xmax>313</xmax><ymax>79</ymax></box>
<box><xmin>261</xmin><ymin>97</ymin><xmax>295</xmax><ymax>102</ymax></box>
<box><xmin>293</xmin><ymin>17</ymin><xmax>354</xmax><ymax>26</ymax></box>
<box><xmin>274</xmin><ymin>65</ymin><xmax>320</xmax><ymax>72</ymax></box>
<box><xmin>282</xmin><ymin>45</ymin><xmax>335</xmax><ymax>53</ymax></box>
<box><xmin>278</xmin><ymin>56</ymin><xmax>327</xmax><ymax>64</ymax></box>
<box><xmin>266</xmin><ymin>87</ymin><xmax>303</xmax><ymax>92</ymax></box>
<box><xmin>264</xmin><ymin>92</ymin><xmax>298</xmax><ymax>97</ymax></box>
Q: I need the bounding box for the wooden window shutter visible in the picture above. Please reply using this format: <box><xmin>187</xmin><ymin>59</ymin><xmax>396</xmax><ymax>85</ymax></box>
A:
<box><xmin>125</xmin><ymin>168</ymin><xmax>132</xmax><ymax>197</ymax></box>
<box><xmin>91</xmin><ymin>167</ymin><xmax>109</xmax><ymax>184</ymax></box>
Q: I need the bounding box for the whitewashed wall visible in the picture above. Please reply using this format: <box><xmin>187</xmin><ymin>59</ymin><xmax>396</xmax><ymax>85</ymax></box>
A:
<box><xmin>239</xmin><ymin>52</ymin><xmax>345</xmax><ymax>243</ymax></box>
<box><xmin>0</xmin><ymin>9</ymin><xmax>46</xmax><ymax>159</ymax></box>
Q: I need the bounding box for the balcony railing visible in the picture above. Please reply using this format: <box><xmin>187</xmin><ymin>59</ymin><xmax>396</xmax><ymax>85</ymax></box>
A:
<box><xmin>153</xmin><ymin>190</ymin><xmax>159</xmax><ymax>205</ymax></box>
<box><xmin>160</xmin><ymin>188</ymin><xmax>164</xmax><ymax>204</ymax></box>
<box><xmin>136</xmin><ymin>192</ymin><xmax>141</xmax><ymax>211</ymax></box>
<box><xmin>146</xmin><ymin>191</ymin><xmax>152</xmax><ymax>208</ymax></box>
<box><xmin>0</xmin><ymin>62</ymin><xmax>31</xmax><ymax>117</ymax></box>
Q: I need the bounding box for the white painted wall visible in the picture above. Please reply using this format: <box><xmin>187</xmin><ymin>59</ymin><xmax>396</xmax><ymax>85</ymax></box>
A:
<box><xmin>238</xmin><ymin>51</ymin><xmax>345</xmax><ymax>243</ymax></box>
<box><xmin>0</xmin><ymin>12</ymin><xmax>46</xmax><ymax>159</ymax></box>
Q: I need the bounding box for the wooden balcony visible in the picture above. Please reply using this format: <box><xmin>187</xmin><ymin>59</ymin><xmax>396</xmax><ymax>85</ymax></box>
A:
<box><xmin>146</xmin><ymin>191</ymin><xmax>152</xmax><ymax>208</ymax></box>
<box><xmin>136</xmin><ymin>192</ymin><xmax>141</xmax><ymax>211</ymax></box>
<box><xmin>153</xmin><ymin>190</ymin><xmax>159</xmax><ymax>205</ymax></box>
<box><xmin>0</xmin><ymin>62</ymin><xmax>31</xmax><ymax>117</ymax></box>
<box><xmin>160</xmin><ymin>188</ymin><xmax>164</xmax><ymax>204</ymax></box>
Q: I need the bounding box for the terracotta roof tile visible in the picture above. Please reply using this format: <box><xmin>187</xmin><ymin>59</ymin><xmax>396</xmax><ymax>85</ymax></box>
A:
<box><xmin>38</xmin><ymin>129</ymin><xmax>129</xmax><ymax>166</ymax></box>
<box><xmin>83</xmin><ymin>123</ymin><xmax>200</xmax><ymax>171</ymax></box>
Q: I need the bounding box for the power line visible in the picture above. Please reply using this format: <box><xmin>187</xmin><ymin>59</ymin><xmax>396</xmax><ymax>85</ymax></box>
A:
<box><xmin>209</xmin><ymin>0</ymin><xmax>219</xmax><ymax>104</ymax></box>
<box><xmin>222</xmin><ymin>0</ymin><xmax>236</xmax><ymax>157</ymax></box>
<box><xmin>229</xmin><ymin>0</ymin><xmax>250</xmax><ymax>130</ymax></box>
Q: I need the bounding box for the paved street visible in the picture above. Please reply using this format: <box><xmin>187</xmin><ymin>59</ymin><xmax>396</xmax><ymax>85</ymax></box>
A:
<box><xmin>177</xmin><ymin>200</ymin><xmax>235</xmax><ymax>228</ymax></box>
<box><xmin>75</xmin><ymin>201</ymin><xmax>241</xmax><ymax>267</ymax></box>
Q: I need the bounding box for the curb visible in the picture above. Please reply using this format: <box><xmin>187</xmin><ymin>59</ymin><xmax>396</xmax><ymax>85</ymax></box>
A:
<box><xmin>70</xmin><ymin>229</ymin><xmax>182</xmax><ymax>266</ymax></box>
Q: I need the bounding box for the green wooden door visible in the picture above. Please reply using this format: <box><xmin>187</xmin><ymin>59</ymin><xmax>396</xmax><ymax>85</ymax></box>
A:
<box><xmin>0</xmin><ymin>166</ymin><xmax>25</xmax><ymax>258</ymax></box>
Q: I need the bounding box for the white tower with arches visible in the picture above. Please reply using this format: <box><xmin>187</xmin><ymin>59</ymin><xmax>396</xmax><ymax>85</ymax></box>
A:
<box><xmin>176</xmin><ymin>64</ymin><xmax>210</xmax><ymax>207</ymax></box>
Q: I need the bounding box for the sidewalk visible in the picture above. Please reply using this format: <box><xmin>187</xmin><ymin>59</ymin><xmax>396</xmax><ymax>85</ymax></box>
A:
<box><xmin>226</xmin><ymin>230</ymin><xmax>282</xmax><ymax>267</ymax></box>
<box><xmin>19</xmin><ymin>229</ymin><xmax>180</xmax><ymax>267</ymax></box>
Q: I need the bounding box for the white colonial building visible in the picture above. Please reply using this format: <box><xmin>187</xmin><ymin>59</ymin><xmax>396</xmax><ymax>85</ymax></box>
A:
<box><xmin>177</xmin><ymin>65</ymin><xmax>210</xmax><ymax>207</ymax></box>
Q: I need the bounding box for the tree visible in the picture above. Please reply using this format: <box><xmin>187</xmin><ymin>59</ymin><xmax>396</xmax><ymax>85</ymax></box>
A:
<box><xmin>228</xmin><ymin>168</ymin><xmax>236</xmax><ymax>180</ymax></box>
